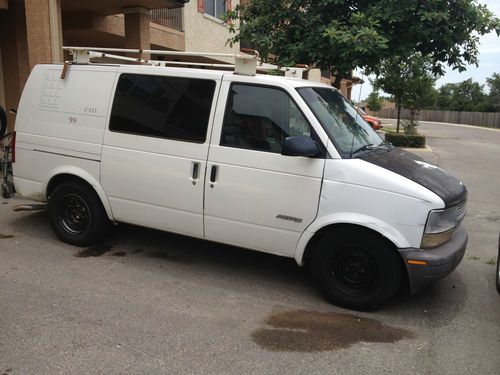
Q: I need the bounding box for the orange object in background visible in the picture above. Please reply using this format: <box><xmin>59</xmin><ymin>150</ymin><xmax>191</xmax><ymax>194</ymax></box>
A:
<box><xmin>357</xmin><ymin>107</ymin><xmax>383</xmax><ymax>130</ymax></box>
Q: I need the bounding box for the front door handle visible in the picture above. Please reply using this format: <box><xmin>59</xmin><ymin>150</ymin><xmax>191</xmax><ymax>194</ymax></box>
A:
<box><xmin>210</xmin><ymin>165</ymin><xmax>218</xmax><ymax>182</ymax></box>
<box><xmin>210</xmin><ymin>165</ymin><xmax>218</xmax><ymax>186</ymax></box>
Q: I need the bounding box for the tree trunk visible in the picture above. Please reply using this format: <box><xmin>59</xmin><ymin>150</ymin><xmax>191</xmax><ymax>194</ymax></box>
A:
<box><xmin>332</xmin><ymin>75</ymin><xmax>342</xmax><ymax>89</ymax></box>
<box><xmin>396</xmin><ymin>104</ymin><xmax>401</xmax><ymax>133</ymax></box>
<box><xmin>410</xmin><ymin>108</ymin><xmax>416</xmax><ymax>124</ymax></box>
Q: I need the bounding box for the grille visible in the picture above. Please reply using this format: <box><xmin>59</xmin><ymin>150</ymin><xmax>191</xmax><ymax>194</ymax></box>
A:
<box><xmin>456</xmin><ymin>201</ymin><xmax>466</xmax><ymax>224</ymax></box>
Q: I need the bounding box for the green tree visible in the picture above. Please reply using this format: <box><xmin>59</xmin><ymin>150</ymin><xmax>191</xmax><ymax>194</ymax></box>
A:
<box><xmin>366</xmin><ymin>91</ymin><xmax>384</xmax><ymax>112</ymax></box>
<box><xmin>434</xmin><ymin>79</ymin><xmax>493</xmax><ymax>112</ymax></box>
<box><xmin>450</xmin><ymin>79</ymin><xmax>490</xmax><ymax>112</ymax></box>
<box><xmin>227</xmin><ymin>0</ymin><xmax>499</xmax><ymax>88</ymax></box>
<box><xmin>435</xmin><ymin>83</ymin><xmax>455</xmax><ymax>110</ymax></box>
<box><xmin>486</xmin><ymin>73</ymin><xmax>500</xmax><ymax>111</ymax></box>
<box><xmin>372</xmin><ymin>54</ymin><xmax>437</xmax><ymax>132</ymax></box>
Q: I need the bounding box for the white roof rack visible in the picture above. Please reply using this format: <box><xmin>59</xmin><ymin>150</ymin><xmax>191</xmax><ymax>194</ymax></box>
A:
<box><xmin>62</xmin><ymin>46</ymin><xmax>322</xmax><ymax>81</ymax></box>
<box><xmin>63</xmin><ymin>46</ymin><xmax>259</xmax><ymax>76</ymax></box>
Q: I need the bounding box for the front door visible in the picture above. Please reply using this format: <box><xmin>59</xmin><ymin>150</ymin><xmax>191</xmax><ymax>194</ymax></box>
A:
<box><xmin>204</xmin><ymin>81</ymin><xmax>326</xmax><ymax>257</ymax></box>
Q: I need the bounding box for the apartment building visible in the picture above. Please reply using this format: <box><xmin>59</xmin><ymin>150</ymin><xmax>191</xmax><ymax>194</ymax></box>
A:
<box><xmin>0</xmin><ymin>0</ymin><xmax>240</xmax><ymax>131</ymax></box>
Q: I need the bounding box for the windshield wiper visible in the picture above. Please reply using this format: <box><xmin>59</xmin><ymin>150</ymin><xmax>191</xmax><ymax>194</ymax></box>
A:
<box><xmin>377</xmin><ymin>140</ymin><xmax>393</xmax><ymax>149</ymax></box>
<box><xmin>350</xmin><ymin>143</ymin><xmax>374</xmax><ymax>158</ymax></box>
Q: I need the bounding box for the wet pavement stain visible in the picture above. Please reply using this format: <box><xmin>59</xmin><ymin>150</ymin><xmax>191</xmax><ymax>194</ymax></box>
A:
<box><xmin>75</xmin><ymin>244</ymin><xmax>113</xmax><ymax>257</ymax></box>
<box><xmin>132</xmin><ymin>248</ymin><xmax>144</xmax><ymax>254</ymax></box>
<box><xmin>147</xmin><ymin>250</ymin><xmax>188</xmax><ymax>262</ymax></box>
<box><xmin>252</xmin><ymin>310</ymin><xmax>415</xmax><ymax>352</ymax></box>
<box><xmin>0</xmin><ymin>234</ymin><xmax>14</xmax><ymax>239</ymax></box>
<box><xmin>112</xmin><ymin>251</ymin><xmax>126</xmax><ymax>257</ymax></box>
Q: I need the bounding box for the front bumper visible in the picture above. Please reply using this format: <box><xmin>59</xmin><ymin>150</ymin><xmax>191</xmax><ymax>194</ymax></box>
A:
<box><xmin>398</xmin><ymin>225</ymin><xmax>468</xmax><ymax>293</ymax></box>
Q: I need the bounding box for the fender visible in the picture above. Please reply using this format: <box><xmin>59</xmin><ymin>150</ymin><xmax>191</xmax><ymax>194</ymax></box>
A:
<box><xmin>294</xmin><ymin>212</ymin><xmax>411</xmax><ymax>266</ymax></box>
<box><xmin>42</xmin><ymin>166</ymin><xmax>114</xmax><ymax>220</ymax></box>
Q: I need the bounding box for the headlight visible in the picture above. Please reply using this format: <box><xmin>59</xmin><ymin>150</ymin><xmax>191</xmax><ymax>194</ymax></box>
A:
<box><xmin>421</xmin><ymin>202</ymin><xmax>466</xmax><ymax>249</ymax></box>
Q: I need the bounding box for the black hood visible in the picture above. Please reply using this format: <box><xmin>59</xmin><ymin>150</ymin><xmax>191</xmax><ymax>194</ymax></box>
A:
<box><xmin>360</xmin><ymin>148</ymin><xmax>467</xmax><ymax>207</ymax></box>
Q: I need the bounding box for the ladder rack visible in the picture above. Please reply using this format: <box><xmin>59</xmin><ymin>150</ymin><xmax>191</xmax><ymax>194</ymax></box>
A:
<box><xmin>63</xmin><ymin>46</ymin><xmax>260</xmax><ymax>76</ymax></box>
<box><xmin>62</xmin><ymin>46</ymin><xmax>321</xmax><ymax>81</ymax></box>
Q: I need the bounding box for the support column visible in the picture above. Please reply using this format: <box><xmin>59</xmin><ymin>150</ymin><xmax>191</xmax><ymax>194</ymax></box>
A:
<box><xmin>124</xmin><ymin>7</ymin><xmax>151</xmax><ymax>60</ymax></box>
<box><xmin>0</xmin><ymin>1</ymin><xmax>30</xmax><ymax>131</ymax></box>
<box><xmin>0</xmin><ymin>39</ymin><xmax>5</xmax><ymax>109</ymax></box>
<box><xmin>25</xmin><ymin>0</ymin><xmax>63</xmax><ymax>68</ymax></box>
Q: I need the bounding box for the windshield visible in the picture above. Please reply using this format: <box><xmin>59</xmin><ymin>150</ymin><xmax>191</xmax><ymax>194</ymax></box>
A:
<box><xmin>357</xmin><ymin>107</ymin><xmax>366</xmax><ymax>115</ymax></box>
<box><xmin>297</xmin><ymin>87</ymin><xmax>384</xmax><ymax>158</ymax></box>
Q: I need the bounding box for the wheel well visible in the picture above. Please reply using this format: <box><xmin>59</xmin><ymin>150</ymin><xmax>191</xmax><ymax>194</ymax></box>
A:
<box><xmin>302</xmin><ymin>223</ymin><xmax>409</xmax><ymax>290</ymax></box>
<box><xmin>46</xmin><ymin>174</ymin><xmax>94</xmax><ymax>198</ymax></box>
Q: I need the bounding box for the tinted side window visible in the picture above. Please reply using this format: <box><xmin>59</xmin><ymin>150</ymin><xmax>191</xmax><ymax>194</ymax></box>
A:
<box><xmin>110</xmin><ymin>74</ymin><xmax>216</xmax><ymax>143</ymax></box>
<box><xmin>221</xmin><ymin>84</ymin><xmax>311</xmax><ymax>153</ymax></box>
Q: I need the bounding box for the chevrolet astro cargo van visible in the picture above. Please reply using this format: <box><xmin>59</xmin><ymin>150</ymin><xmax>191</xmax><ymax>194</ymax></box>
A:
<box><xmin>12</xmin><ymin>63</ymin><xmax>468</xmax><ymax>310</ymax></box>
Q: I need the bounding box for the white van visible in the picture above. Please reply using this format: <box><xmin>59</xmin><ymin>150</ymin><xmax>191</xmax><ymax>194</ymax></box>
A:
<box><xmin>12</xmin><ymin>60</ymin><xmax>468</xmax><ymax>310</ymax></box>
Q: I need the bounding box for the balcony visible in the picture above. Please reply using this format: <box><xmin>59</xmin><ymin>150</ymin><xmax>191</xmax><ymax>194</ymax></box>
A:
<box><xmin>61</xmin><ymin>0</ymin><xmax>188</xmax><ymax>15</ymax></box>
<box><xmin>151</xmin><ymin>8</ymin><xmax>183</xmax><ymax>31</ymax></box>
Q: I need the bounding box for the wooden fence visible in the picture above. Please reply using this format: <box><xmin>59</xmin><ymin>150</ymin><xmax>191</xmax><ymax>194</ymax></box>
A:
<box><xmin>371</xmin><ymin>108</ymin><xmax>500</xmax><ymax>129</ymax></box>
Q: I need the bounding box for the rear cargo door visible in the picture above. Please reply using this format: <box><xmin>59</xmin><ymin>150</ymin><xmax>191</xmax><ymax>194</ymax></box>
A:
<box><xmin>101</xmin><ymin>69</ymin><xmax>222</xmax><ymax>237</ymax></box>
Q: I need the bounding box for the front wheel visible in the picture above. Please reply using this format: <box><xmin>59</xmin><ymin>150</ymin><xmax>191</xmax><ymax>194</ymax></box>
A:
<box><xmin>48</xmin><ymin>181</ymin><xmax>109</xmax><ymax>246</ymax></box>
<box><xmin>311</xmin><ymin>228</ymin><xmax>402</xmax><ymax>311</ymax></box>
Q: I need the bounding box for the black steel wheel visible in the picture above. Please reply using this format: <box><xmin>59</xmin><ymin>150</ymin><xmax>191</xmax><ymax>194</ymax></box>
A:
<box><xmin>311</xmin><ymin>227</ymin><xmax>402</xmax><ymax>311</ymax></box>
<box><xmin>330</xmin><ymin>245</ymin><xmax>378</xmax><ymax>295</ymax></box>
<box><xmin>49</xmin><ymin>180</ymin><xmax>109</xmax><ymax>246</ymax></box>
<box><xmin>59</xmin><ymin>194</ymin><xmax>90</xmax><ymax>235</ymax></box>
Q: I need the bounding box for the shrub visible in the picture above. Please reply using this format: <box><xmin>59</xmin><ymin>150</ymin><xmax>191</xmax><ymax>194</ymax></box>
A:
<box><xmin>401</xmin><ymin>119</ymin><xmax>419</xmax><ymax>135</ymax></box>
<box><xmin>385</xmin><ymin>132</ymin><xmax>426</xmax><ymax>148</ymax></box>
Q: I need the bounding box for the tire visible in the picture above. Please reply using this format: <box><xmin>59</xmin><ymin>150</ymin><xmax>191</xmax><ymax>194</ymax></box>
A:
<box><xmin>311</xmin><ymin>227</ymin><xmax>402</xmax><ymax>311</ymax></box>
<box><xmin>48</xmin><ymin>181</ymin><xmax>109</xmax><ymax>246</ymax></box>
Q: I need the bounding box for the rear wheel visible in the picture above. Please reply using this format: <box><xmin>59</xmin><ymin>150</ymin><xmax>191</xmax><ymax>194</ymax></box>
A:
<box><xmin>311</xmin><ymin>227</ymin><xmax>402</xmax><ymax>310</ymax></box>
<box><xmin>48</xmin><ymin>181</ymin><xmax>109</xmax><ymax>246</ymax></box>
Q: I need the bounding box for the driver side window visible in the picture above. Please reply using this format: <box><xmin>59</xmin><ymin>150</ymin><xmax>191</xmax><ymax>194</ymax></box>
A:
<box><xmin>220</xmin><ymin>84</ymin><xmax>311</xmax><ymax>153</ymax></box>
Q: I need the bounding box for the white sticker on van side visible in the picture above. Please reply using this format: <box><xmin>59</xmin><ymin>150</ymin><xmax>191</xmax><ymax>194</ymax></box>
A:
<box><xmin>40</xmin><ymin>71</ymin><xmax>63</xmax><ymax>109</ymax></box>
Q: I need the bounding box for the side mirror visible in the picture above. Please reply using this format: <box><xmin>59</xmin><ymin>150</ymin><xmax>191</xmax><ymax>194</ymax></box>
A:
<box><xmin>281</xmin><ymin>135</ymin><xmax>320</xmax><ymax>157</ymax></box>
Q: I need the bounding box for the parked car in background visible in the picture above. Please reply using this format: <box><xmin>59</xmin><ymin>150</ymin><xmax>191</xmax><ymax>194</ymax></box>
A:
<box><xmin>357</xmin><ymin>107</ymin><xmax>382</xmax><ymax>130</ymax></box>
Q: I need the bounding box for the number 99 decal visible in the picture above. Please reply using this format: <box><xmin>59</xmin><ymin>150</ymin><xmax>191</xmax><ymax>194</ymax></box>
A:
<box><xmin>69</xmin><ymin>116</ymin><xmax>77</xmax><ymax>124</ymax></box>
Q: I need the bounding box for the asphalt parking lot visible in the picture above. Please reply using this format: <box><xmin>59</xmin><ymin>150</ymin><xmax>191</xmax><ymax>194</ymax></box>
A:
<box><xmin>1</xmin><ymin>120</ymin><xmax>499</xmax><ymax>374</ymax></box>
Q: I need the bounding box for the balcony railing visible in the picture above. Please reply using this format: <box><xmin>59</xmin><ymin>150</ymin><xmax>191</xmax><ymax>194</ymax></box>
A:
<box><xmin>151</xmin><ymin>8</ymin><xmax>183</xmax><ymax>31</ymax></box>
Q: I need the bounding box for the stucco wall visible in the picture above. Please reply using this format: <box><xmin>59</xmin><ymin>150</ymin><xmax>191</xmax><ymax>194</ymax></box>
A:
<box><xmin>184</xmin><ymin>1</ymin><xmax>239</xmax><ymax>58</ymax></box>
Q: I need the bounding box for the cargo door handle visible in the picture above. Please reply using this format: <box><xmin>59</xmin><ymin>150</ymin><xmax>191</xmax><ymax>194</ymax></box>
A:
<box><xmin>210</xmin><ymin>165</ymin><xmax>218</xmax><ymax>186</ymax></box>
<box><xmin>192</xmin><ymin>162</ymin><xmax>200</xmax><ymax>179</ymax></box>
